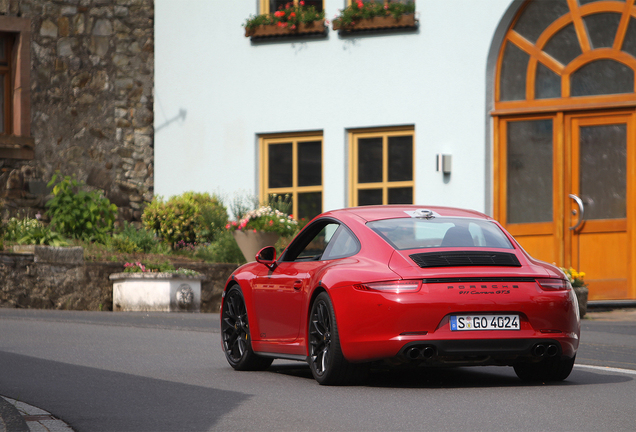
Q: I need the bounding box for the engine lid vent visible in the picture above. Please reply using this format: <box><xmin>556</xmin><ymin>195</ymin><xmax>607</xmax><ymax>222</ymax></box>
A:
<box><xmin>409</xmin><ymin>251</ymin><xmax>521</xmax><ymax>268</ymax></box>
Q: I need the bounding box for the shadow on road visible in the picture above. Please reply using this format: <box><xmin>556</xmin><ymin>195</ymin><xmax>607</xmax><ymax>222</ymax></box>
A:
<box><xmin>0</xmin><ymin>351</ymin><xmax>249</xmax><ymax>431</ymax></box>
<box><xmin>268</xmin><ymin>362</ymin><xmax>633</xmax><ymax>388</ymax></box>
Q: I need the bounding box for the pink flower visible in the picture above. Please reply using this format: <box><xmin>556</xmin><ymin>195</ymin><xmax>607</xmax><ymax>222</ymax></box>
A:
<box><xmin>291</xmin><ymin>24</ymin><xmax>296</xmax><ymax>30</ymax></box>
<box><xmin>300</xmin><ymin>0</ymin><xmax>305</xmax><ymax>5</ymax></box>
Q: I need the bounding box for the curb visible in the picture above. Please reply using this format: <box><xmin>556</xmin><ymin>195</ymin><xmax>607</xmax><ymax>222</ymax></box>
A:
<box><xmin>0</xmin><ymin>396</ymin><xmax>73</xmax><ymax>432</ymax></box>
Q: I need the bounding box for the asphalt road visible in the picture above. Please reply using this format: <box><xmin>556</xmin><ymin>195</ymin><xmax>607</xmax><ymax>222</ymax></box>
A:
<box><xmin>0</xmin><ymin>308</ymin><xmax>635</xmax><ymax>431</ymax></box>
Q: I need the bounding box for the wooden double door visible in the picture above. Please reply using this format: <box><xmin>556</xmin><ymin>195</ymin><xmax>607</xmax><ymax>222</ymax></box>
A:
<box><xmin>496</xmin><ymin>110</ymin><xmax>636</xmax><ymax>300</ymax></box>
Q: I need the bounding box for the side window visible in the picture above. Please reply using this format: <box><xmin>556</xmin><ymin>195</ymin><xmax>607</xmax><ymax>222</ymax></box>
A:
<box><xmin>281</xmin><ymin>220</ymin><xmax>339</xmax><ymax>262</ymax></box>
<box><xmin>322</xmin><ymin>225</ymin><xmax>360</xmax><ymax>260</ymax></box>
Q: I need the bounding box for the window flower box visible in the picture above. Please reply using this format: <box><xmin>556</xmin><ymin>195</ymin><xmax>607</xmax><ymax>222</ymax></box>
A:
<box><xmin>110</xmin><ymin>272</ymin><xmax>205</xmax><ymax>312</ymax></box>
<box><xmin>245</xmin><ymin>20</ymin><xmax>327</xmax><ymax>39</ymax></box>
<box><xmin>333</xmin><ymin>14</ymin><xmax>417</xmax><ymax>32</ymax></box>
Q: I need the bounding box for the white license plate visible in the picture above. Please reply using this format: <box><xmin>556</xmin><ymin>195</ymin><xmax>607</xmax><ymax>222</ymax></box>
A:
<box><xmin>450</xmin><ymin>314</ymin><xmax>520</xmax><ymax>331</ymax></box>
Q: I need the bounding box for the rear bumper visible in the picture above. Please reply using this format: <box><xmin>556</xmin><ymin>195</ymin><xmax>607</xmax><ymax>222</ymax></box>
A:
<box><xmin>329</xmin><ymin>283</ymin><xmax>580</xmax><ymax>363</ymax></box>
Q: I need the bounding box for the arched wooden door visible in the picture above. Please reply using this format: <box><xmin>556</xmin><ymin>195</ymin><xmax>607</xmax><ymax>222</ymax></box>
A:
<box><xmin>493</xmin><ymin>0</ymin><xmax>636</xmax><ymax>300</ymax></box>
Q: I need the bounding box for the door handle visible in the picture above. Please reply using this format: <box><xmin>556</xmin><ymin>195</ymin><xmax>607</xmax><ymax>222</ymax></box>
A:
<box><xmin>293</xmin><ymin>281</ymin><xmax>302</xmax><ymax>290</ymax></box>
<box><xmin>569</xmin><ymin>194</ymin><xmax>585</xmax><ymax>231</ymax></box>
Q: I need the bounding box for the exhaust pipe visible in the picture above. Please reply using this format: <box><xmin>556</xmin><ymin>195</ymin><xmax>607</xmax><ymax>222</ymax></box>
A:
<box><xmin>532</xmin><ymin>344</ymin><xmax>546</xmax><ymax>357</ymax></box>
<box><xmin>546</xmin><ymin>344</ymin><xmax>559</xmax><ymax>357</ymax></box>
<box><xmin>422</xmin><ymin>346</ymin><xmax>436</xmax><ymax>359</ymax></box>
<box><xmin>406</xmin><ymin>347</ymin><xmax>421</xmax><ymax>360</ymax></box>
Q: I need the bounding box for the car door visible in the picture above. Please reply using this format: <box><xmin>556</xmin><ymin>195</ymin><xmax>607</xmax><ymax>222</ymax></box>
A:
<box><xmin>251</xmin><ymin>220</ymin><xmax>341</xmax><ymax>342</ymax></box>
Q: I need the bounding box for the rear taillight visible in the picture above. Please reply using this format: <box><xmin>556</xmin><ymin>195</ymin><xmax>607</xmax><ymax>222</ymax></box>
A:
<box><xmin>536</xmin><ymin>278</ymin><xmax>570</xmax><ymax>291</ymax></box>
<box><xmin>354</xmin><ymin>280</ymin><xmax>421</xmax><ymax>293</ymax></box>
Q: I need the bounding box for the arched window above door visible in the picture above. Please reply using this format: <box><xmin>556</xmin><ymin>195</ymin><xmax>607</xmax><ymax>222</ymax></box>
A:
<box><xmin>496</xmin><ymin>0</ymin><xmax>636</xmax><ymax>113</ymax></box>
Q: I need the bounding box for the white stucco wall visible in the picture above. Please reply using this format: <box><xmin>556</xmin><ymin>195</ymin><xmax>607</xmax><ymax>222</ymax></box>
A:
<box><xmin>154</xmin><ymin>0</ymin><xmax>513</xmax><ymax>215</ymax></box>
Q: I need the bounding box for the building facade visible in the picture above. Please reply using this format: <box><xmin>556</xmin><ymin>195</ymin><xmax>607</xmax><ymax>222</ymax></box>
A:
<box><xmin>0</xmin><ymin>0</ymin><xmax>154</xmax><ymax>222</ymax></box>
<box><xmin>157</xmin><ymin>0</ymin><xmax>635</xmax><ymax>302</ymax></box>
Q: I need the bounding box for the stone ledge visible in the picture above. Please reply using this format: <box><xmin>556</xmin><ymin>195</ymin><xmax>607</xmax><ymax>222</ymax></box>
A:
<box><xmin>12</xmin><ymin>245</ymin><xmax>84</xmax><ymax>264</ymax></box>
<box><xmin>109</xmin><ymin>272</ymin><xmax>206</xmax><ymax>281</ymax></box>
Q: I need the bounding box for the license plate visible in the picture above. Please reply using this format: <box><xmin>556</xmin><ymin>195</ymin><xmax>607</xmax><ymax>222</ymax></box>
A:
<box><xmin>450</xmin><ymin>314</ymin><xmax>520</xmax><ymax>331</ymax></box>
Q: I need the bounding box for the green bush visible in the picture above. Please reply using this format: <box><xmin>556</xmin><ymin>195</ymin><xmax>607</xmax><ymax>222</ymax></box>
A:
<box><xmin>142</xmin><ymin>191</ymin><xmax>228</xmax><ymax>248</ymax></box>
<box><xmin>17</xmin><ymin>224</ymin><xmax>68</xmax><ymax>247</ymax></box>
<box><xmin>113</xmin><ymin>222</ymin><xmax>158</xmax><ymax>254</ymax></box>
<box><xmin>195</xmin><ymin>230</ymin><xmax>246</xmax><ymax>264</ymax></box>
<box><xmin>45</xmin><ymin>173</ymin><xmax>118</xmax><ymax>242</ymax></box>
<box><xmin>3</xmin><ymin>217</ymin><xmax>43</xmax><ymax>242</ymax></box>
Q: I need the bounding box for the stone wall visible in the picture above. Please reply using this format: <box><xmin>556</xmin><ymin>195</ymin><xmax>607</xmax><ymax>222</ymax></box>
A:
<box><xmin>0</xmin><ymin>251</ymin><xmax>238</xmax><ymax>312</ymax></box>
<box><xmin>0</xmin><ymin>0</ymin><xmax>154</xmax><ymax>222</ymax></box>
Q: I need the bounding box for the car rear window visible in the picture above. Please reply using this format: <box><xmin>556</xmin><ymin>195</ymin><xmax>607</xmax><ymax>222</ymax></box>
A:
<box><xmin>367</xmin><ymin>217</ymin><xmax>514</xmax><ymax>250</ymax></box>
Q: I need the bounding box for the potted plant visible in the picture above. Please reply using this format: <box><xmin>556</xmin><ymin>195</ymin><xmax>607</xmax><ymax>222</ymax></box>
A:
<box><xmin>332</xmin><ymin>0</ymin><xmax>417</xmax><ymax>32</ymax></box>
<box><xmin>110</xmin><ymin>262</ymin><xmax>205</xmax><ymax>312</ymax></box>
<box><xmin>561</xmin><ymin>267</ymin><xmax>588</xmax><ymax>318</ymax></box>
<box><xmin>227</xmin><ymin>206</ymin><xmax>298</xmax><ymax>262</ymax></box>
<box><xmin>244</xmin><ymin>1</ymin><xmax>327</xmax><ymax>39</ymax></box>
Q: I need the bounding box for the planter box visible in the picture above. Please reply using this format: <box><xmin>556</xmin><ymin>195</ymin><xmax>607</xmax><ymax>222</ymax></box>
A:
<box><xmin>574</xmin><ymin>286</ymin><xmax>589</xmax><ymax>318</ymax></box>
<box><xmin>333</xmin><ymin>14</ymin><xmax>417</xmax><ymax>32</ymax></box>
<box><xmin>110</xmin><ymin>272</ymin><xmax>206</xmax><ymax>312</ymax></box>
<box><xmin>245</xmin><ymin>20</ymin><xmax>326</xmax><ymax>39</ymax></box>
<box><xmin>233</xmin><ymin>230</ymin><xmax>280</xmax><ymax>262</ymax></box>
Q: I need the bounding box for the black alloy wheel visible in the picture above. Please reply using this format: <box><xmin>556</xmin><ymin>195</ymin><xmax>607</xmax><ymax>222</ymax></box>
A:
<box><xmin>221</xmin><ymin>285</ymin><xmax>272</xmax><ymax>371</ymax></box>
<box><xmin>308</xmin><ymin>292</ymin><xmax>365</xmax><ymax>385</ymax></box>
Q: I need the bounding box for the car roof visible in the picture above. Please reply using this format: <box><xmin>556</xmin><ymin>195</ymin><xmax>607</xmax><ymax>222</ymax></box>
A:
<box><xmin>323</xmin><ymin>205</ymin><xmax>493</xmax><ymax>222</ymax></box>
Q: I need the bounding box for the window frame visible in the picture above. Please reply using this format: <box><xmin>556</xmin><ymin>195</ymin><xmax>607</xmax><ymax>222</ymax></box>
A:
<box><xmin>0</xmin><ymin>15</ymin><xmax>33</xmax><ymax>160</ymax></box>
<box><xmin>259</xmin><ymin>0</ymin><xmax>324</xmax><ymax>14</ymax></box>
<box><xmin>348</xmin><ymin>126</ymin><xmax>416</xmax><ymax>207</ymax></box>
<box><xmin>259</xmin><ymin>131</ymin><xmax>324</xmax><ymax>220</ymax></box>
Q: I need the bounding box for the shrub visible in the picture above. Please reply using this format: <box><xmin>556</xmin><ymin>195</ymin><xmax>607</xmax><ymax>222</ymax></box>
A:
<box><xmin>45</xmin><ymin>173</ymin><xmax>118</xmax><ymax>242</ymax></box>
<box><xmin>3</xmin><ymin>217</ymin><xmax>43</xmax><ymax>242</ymax></box>
<box><xmin>113</xmin><ymin>222</ymin><xmax>158</xmax><ymax>254</ymax></box>
<box><xmin>17</xmin><ymin>225</ymin><xmax>68</xmax><ymax>247</ymax></box>
<box><xmin>142</xmin><ymin>191</ymin><xmax>228</xmax><ymax>248</ymax></box>
<box><xmin>195</xmin><ymin>231</ymin><xmax>246</xmax><ymax>264</ymax></box>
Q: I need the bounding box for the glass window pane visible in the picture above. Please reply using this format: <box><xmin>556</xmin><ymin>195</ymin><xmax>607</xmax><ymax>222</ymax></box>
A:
<box><xmin>270</xmin><ymin>0</ymin><xmax>288</xmax><ymax>12</ymax></box>
<box><xmin>543</xmin><ymin>23</ymin><xmax>582</xmax><ymax>66</ymax></box>
<box><xmin>579</xmin><ymin>0</ymin><xmax>625</xmax><ymax>4</ymax></box>
<box><xmin>584</xmin><ymin>13</ymin><xmax>621</xmax><ymax>49</ymax></box>
<box><xmin>621</xmin><ymin>17</ymin><xmax>636</xmax><ymax>58</ymax></box>
<box><xmin>268</xmin><ymin>143</ymin><xmax>293</xmax><ymax>188</ymax></box>
<box><xmin>0</xmin><ymin>74</ymin><xmax>4</xmax><ymax>134</ymax></box>
<box><xmin>513</xmin><ymin>0</ymin><xmax>570</xmax><ymax>44</ymax></box>
<box><xmin>506</xmin><ymin>119</ymin><xmax>553</xmax><ymax>224</ymax></box>
<box><xmin>303</xmin><ymin>0</ymin><xmax>323</xmax><ymax>12</ymax></box>
<box><xmin>358</xmin><ymin>189</ymin><xmax>382</xmax><ymax>206</ymax></box>
<box><xmin>500</xmin><ymin>42</ymin><xmax>529</xmax><ymax>101</ymax></box>
<box><xmin>535</xmin><ymin>62</ymin><xmax>561</xmax><ymax>99</ymax></box>
<box><xmin>297</xmin><ymin>191</ymin><xmax>322</xmax><ymax>221</ymax></box>
<box><xmin>358</xmin><ymin>137</ymin><xmax>383</xmax><ymax>183</ymax></box>
<box><xmin>388</xmin><ymin>187</ymin><xmax>412</xmax><ymax>205</ymax></box>
<box><xmin>388</xmin><ymin>135</ymin><xmax>413</xmax><ymax>182</ymax></box>
<box><xmin>298</xmin><ymin>141</ymin><xmax>321</xmax><ymax>187</ymax></box>
<box><xmin>579</xmin><ymin>124</ymin><xmax>626</xmax><ymax>220</ymax></box>
<box><xmin>570</xmin><ymin>59</ymin><xmax>634</xmax><ymax>97</ymax></box>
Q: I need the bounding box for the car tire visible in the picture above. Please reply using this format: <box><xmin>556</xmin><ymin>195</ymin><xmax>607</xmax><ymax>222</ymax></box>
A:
<box><xmin>308</xmin><ymin>292</ymin><xmax>366</xmax><ymax>385</ymax></box>
<box><xmin>513</xmin><ymin>355</ymin><xmax>576</xmax><ymax>382</ymax></box>
<box><xmin>221</xmin><ymin>285</ymin><xmax>273</xmax><ymax>371</ymax></box>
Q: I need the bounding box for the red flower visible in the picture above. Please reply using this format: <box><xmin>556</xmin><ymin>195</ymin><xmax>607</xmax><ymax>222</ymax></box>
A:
<box><xmin>274</xmin><ymin>10</ymin><xmax>285</xmax><ymax>17</ymax></box>
<box><xmin>300</xmin><ymin>1</ymin><xmax>305</xmax><ymax>5</ymax></box>
<box><xmin>291</xmin><ymin>24</ymin><xmax>297</xmax><ymax>30</ymax></box>
<box><xmin>357</xmin><ymin>1</ymin><xmax>363</xmax><ymax>8</ymax></box>
<box><xmin>286</xmin><ymin>2</ymin><xmax>292</xmax><ymax>8</ymax></box>
<box><xmin>290</xmin><ymin>12</ymin><xmax>296</xmax><ymax>18</ymax></box>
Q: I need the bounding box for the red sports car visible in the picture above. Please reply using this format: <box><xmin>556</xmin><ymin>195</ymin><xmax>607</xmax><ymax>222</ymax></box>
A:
<box><xmin>220</xmin><ymin>205</ymin><xmax>580</xmax><ymax>385</ymax></box>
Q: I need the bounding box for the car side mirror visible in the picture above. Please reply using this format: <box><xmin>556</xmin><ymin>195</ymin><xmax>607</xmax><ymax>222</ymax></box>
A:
<box><xmin>256</xmin><ymin>246</ymin><xmax>277</xmax><ymax>268</ymax></box>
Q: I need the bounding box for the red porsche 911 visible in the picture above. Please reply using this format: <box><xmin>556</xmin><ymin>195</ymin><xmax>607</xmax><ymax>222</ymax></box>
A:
<box><xmin>220</xmin><ymin>205</ymin><xmax>580</xmax><ymax>385</ymax></box>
